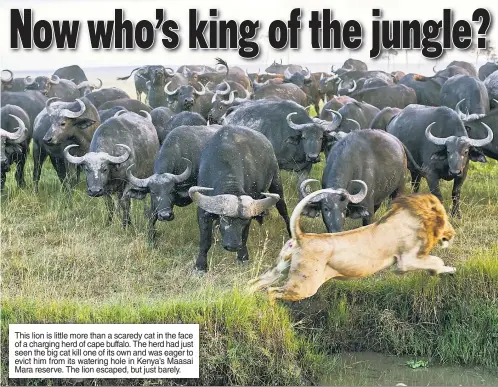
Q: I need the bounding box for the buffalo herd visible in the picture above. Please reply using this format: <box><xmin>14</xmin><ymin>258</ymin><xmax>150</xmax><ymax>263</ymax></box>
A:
<box><xmin>1</xmin><ymin>58</ymin><xmax>496</xmax><ymax>272</ymax></box>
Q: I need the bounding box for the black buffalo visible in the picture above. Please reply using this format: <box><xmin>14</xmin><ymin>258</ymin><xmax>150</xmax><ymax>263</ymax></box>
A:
<box><xmin>226</xmin><ymin>99</ymin><xmax>339</xmax><ymax>186</ymax></box>
<box><xmin>387</xmin><ymin>105</ymin><xmax>493</xmax><ymax>216</ymax></box>
<box><xmin>189</xmin><ymin>125</ymin><xmax>291</xmax><ymax>272</ymax></box>
<box><xmin>127</xmin><ymin>124</ymin><xmax>221</xmax><ymax>246</ymax></box>
<box><xmin>0</xmin><ymin>106</ymin><xmax>30</xmax><ymax>190</ymax></box>
<box><xmin>301</xmin><ymin>130</ymin><xmax>408</xmax><ymax>231</ymax></box>
<box><xmin>64</xmin><ymin>111</ymin><xmax>159</xmax><ymax>227</ymax></box>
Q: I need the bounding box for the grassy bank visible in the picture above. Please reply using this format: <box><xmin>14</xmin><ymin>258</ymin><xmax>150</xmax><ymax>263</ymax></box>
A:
<box><xmin>1</xmin><ymin>76</ymin><xmax>497</xmax><ymax>384</ymax></box>
<box><xmin>1</xmin><ymin>292</ymin><xmax>324</xmax><ymax>386</ymax></box>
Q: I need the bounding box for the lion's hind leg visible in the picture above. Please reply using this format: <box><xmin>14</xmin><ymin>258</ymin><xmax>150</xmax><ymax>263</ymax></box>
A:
<box><xmin>248</xmin><ymin>239</ymin><xmax>295</xmax><ymax>292</ymax></box>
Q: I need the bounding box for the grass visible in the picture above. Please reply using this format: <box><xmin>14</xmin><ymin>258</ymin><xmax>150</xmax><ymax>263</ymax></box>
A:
<box><xmin>1</xmin><ymin>77</ymin><xmax>497</xmax><ymax>384</ymax></box>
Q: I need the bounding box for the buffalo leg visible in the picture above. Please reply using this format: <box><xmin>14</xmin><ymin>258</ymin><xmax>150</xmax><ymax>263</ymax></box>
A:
<box><xmin>426</xmin><ymin>173</ymin><xmax>443</xmax><ymax>202</ymax></box>
<box><xmin>410</xmin><ymin>171</ymin><xmax>422</xmax><ymax>193</ymax></box>
<box><xmin>269</xmin><ymin>174</ymin><xmax>291</xmax><ymax>236</ymax></box>
<box><xmin>49</xmin><ymin>156</ymin><xmax>69</xmax><ymax>191</ymax></box>
<box><xmin>195</xmin><ymin>209</ymin><xmax>214</xmax><ymax>272</ymax></box>
<box><xmin>362</xmin><ymin>201</ymin><xmax>375</xmax><ymax>226</ymax></box>
<box><xmin>237</xmin><ymin>222</ymin><xmax>251</xmax><ymax>263</ymax></box>
<box><xmin>1</xmin><ymin>171</ymin><xmax>6</xmax><ymax>191</ymax></box>
<box><xmin>15</xmin><ymin>151</ymin><xmax>28</xmax><ymax>188</ymax></box>
<box><xmin>450</xmin><ymin>164</ymin><xmax>468</xmax><ymax>218</ymax></box>
<box><xmin>118</xmin><ymin>194</ymin><xmax>132</xmax><ymax>229</ymax></box>
<box><xmin>33</xmin><ymin>142</ymin><xmax>48</xmax><ymax>194</ymax></box>
<box><xmin>104</xmin><ymin>195</ymin><xmax>115</xmax><ymax>224</ymax></box>
<box><xmin>147</xmin><ymin>200</ymin><xmax>158</xmax><ymax>247</ymax></box>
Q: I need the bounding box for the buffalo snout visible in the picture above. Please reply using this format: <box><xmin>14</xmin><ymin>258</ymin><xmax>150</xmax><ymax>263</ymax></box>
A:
<box><xmin>88</xmin><ymin>187</ymin><xmax>105</xmax><ymax>197</ymax></box>
<box><xmin>306</xmin><ymin>154</ymin><xmax>321</xmax><ymax>163</ymax></box>
<box><xmin>157</xmin><ymin>209</ymin><xmax>175</xmax><ymax>221</ymax></box>
<box><xmin>223</xmin><ymin>244</ymin><xmax>240</xmax><ymax>252</ymax></box>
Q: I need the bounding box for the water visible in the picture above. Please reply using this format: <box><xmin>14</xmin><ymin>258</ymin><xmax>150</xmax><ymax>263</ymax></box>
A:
<box><xmin>321</xmin><ymin>352</ymin><xmax>498</xmax><ymax>386</ymax></box>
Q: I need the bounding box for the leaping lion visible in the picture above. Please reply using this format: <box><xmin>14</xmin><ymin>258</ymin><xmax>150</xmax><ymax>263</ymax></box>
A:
<box><xmin>249</xmin><ymin>189</ymin><xmax>456</xmax><ymax>303</ymax></box>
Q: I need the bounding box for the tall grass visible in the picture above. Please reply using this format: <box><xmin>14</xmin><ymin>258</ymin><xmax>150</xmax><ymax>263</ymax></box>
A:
<box><xmin>1</xmin><ymin>78</ymin><xmax>497</xmax><ymax>384</ymax></box>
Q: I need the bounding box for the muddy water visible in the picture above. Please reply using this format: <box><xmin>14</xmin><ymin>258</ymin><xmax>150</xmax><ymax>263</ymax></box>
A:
<box><xmin>321</xmin><ymin>352</ymin><xmax>498</xmax><ymax>386</ymax></box>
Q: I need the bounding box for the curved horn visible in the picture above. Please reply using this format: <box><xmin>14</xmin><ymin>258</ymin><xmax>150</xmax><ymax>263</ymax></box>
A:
<box><xmin>454</xmin><ymin>99</ymin><xmax>486</xmax><ymax>123</ymax></box>
<box><xmin>240</xmin><ymin>193</ymin><xmax>280</xmax><ymax>219</ymax></box>
<box><xmin>346</xmin><ymin>118</ymin><xmax>361</xmax><ymax>131</ymax></box>
<box><xmin>303</xmin><ymin>67</ymin><xmax>311</xmax><ymax>80</ymax></box>
<box><xmin>164</xmin><ymin>67</ymin><xmax>175</xmax><ymax>76</ymax></box>
<box><xmin>164</xmin><ymin>81</ymin><xmax>180</xmax><ymax>96</ymax></box>
<box><xmin>326</xmin><ymin>109</ymin><xmax>343</xmax><ymax>130</ymax></box>
<box><xmin>114</xmin><ymin>109</ymin><xmax>127</xmax><ymax>117</ymax></box>
<box><xmin>60</xmin><ymin>99</ymin><xmax>86</xmax><ymax>118</ymax></box>
<box><xmin>433</xmin><ymin>65</ymin><xmax>438</xmax><ymax>73</ymax></box>
<box><xmin>193</xmin><ymin>82</ymin><xmax>206</xmax><ymax>96</ymax></box>
<box><xmin>126</xmin><ymin>164</ymin><xmax>150</xmax><ymax>188</ymax></box>
<box><xmin>241</xmin><ymin>88</ymin><xmax>251</xmax><ymax>100</ymax></box>
<box><xmin>425</xmin><ymin>122</ymin><xmax>451</xmax><ymax>146</ymax></box>
<box><xmin>46</xmin><ymin>97</ymin><xmax>61</xmax><ymax>115</ymax></box>
<box><xmin>76</xmin><ymin>81</ymin><xmax>91</xmax><ymax>89</ymax></box>
<box><xmin>49</xmin><ymin>74</ymin><xmax>60</xmax><ymax>84</ymax></box>
<box><xmin>188</xmin><ymin>186</ymin><xmax>239</xmax><ymax>217</ymax></box>
<box><xmin>344</xmin><ymin>180</ymin><xmax>368</xmax><ymax>203</ymax></box>
<box><xmin>93</xmin><ymin>78</ymin><xmax>103</xmax><ymax>89</ymax></box>
<box><xmin>63</xmin><ymin>144</ymin><xmax>85</xmax><ymax>165</ymax></box>
<box><xmin>346</xmin><ymin>79</ymin><xmax>357</xmax><ymax>93</ymax></box>
<box><xmin>216</xmin><ymin>80</ymin><xmax>231</xmax><ymax>96</ymax></box>
<box><xmin>0</xmin><ymin>115</ymin><xmax>28</xmax><ymax>143</ymax></box>
<box><xmin>24</xmin><ymin>76</ymin><xmax>35</xmax><ymax>86</ymax></box>
<box><xmin>220</xmin><ymin>91</ymin><xmax>235</xmax><ymax>105</ymax></box>
<box><xmin>169</xmin><ymin>158</ymin><xmax>192</xmax><ymax>183</ymax></box>
<box><xmin>465</xmin><ymin>123</ymin><xmax>494</xmax><ymax>147</ymax></box>
<box><xmin>104</xmin><ymin>144</ymin><xmax>131</xmax><ymax>164</ymax></box>
<box><xmin>299</xmin><ymin>179</ymin><xmax>320</xmax><ymax>199</ymax></box>
<box><xmin>286</xmin><ymin>112</ymin><xmax>314</xmax><ymax>131</ymax></box>
<box><xmin>2</xmin><ymin>69</ymin><xmax>13</xmax><ymax>83</ymax></box>
<box><xmin>455</xmin><ymin>99</ymin><xmax>468</xmax><ymax>120</ymax></box>
<box><xmin>331</xmin><ymin>65</ymin><xmax>335</xmax><ymax>73</ymax></box>
<box><xmin>139</xmin><ymin>110</ymin><xmax>152</xmax><ymax>122</ymax></box>
<box><xmin>325</xmin><ymin>74</ymin><xmax>338</xmax><ymax>83</ymax></box>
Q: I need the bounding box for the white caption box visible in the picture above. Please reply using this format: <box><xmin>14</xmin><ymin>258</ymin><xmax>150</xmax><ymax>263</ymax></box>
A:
<box><xmin>9</xmin><ymin>324</ymin><xmax>199</xmax><ymax>379</ymax></box>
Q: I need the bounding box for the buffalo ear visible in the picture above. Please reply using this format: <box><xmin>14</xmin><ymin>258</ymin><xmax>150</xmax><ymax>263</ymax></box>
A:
<box><xmin>126</xmin><ymin>187</ymin><xmax>149</xmax><ymax>199</ymax></box>
<box><xmin>469</xmin><ymin>148</ymin><xmax>487</xmax><ymax>163</ymax></box>
<box><xmin>430</xmin><ymin>149</ymin><xmax>447</xmax><ymax>161</ymax></box>
<box><xmin>285</xmin><ymin>135</ymin><xmax>301</xmax><ymax>146</ymax></box>
<box><xmin>75</xmin><ymin>118</ymin><xmax>96</xmax><ymax>129</ymax></box>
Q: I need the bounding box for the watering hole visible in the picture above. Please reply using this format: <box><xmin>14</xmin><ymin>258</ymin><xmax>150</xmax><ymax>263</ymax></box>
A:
<box><xmin>320</xmin><ymin>352</ymin><xmax>498</xmax><ymax>386</ymax></box>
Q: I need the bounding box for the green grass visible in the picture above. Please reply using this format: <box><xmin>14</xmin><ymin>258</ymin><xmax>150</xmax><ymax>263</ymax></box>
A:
<box><xmin>1</xmin><ymin>80</ymin><xmax>497</xmax><ymax>384</ymax></box>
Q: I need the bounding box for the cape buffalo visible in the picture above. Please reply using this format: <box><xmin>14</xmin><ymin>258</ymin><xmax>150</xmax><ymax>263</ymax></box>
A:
<box><xmin>387</xmin><ymin>105</ymin><xmax>493</xmax><ymax>216</ymax></box>
<box><xmin>0</xmin><ymin>106</ymin><xmax>30</xmax><ymax>190</ymax></box>
<box><xmin>64</xmin><ymin>111</ymin><xmax>159</xmax><ymax>227</ymax></box>
<box><xmin>189</xmin><ymin>125</ymin><xmax>291</xmax><ymax>272</ymax></box>
<box><xmin>127</xmin><ymin>124</ymin><xmax>221</xmax><ymax>246</ymax></box>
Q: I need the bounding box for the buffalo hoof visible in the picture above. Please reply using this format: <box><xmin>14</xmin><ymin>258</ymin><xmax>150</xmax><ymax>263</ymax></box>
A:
<box><xmin>193</xmin><ymin>266</ymin><xmax>207</xmax><ymax>276</ymax></box>
<box><xmin>237</xmin><ymin>259</ymin><xmax>249</xmax><ymax>265</ymax></box>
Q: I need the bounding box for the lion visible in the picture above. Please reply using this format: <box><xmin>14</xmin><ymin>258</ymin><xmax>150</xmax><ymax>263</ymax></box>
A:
<box><xmin>249</xmin><ymin>191</ymin><xmax>456</xmax><ymax>303</ymax></box>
